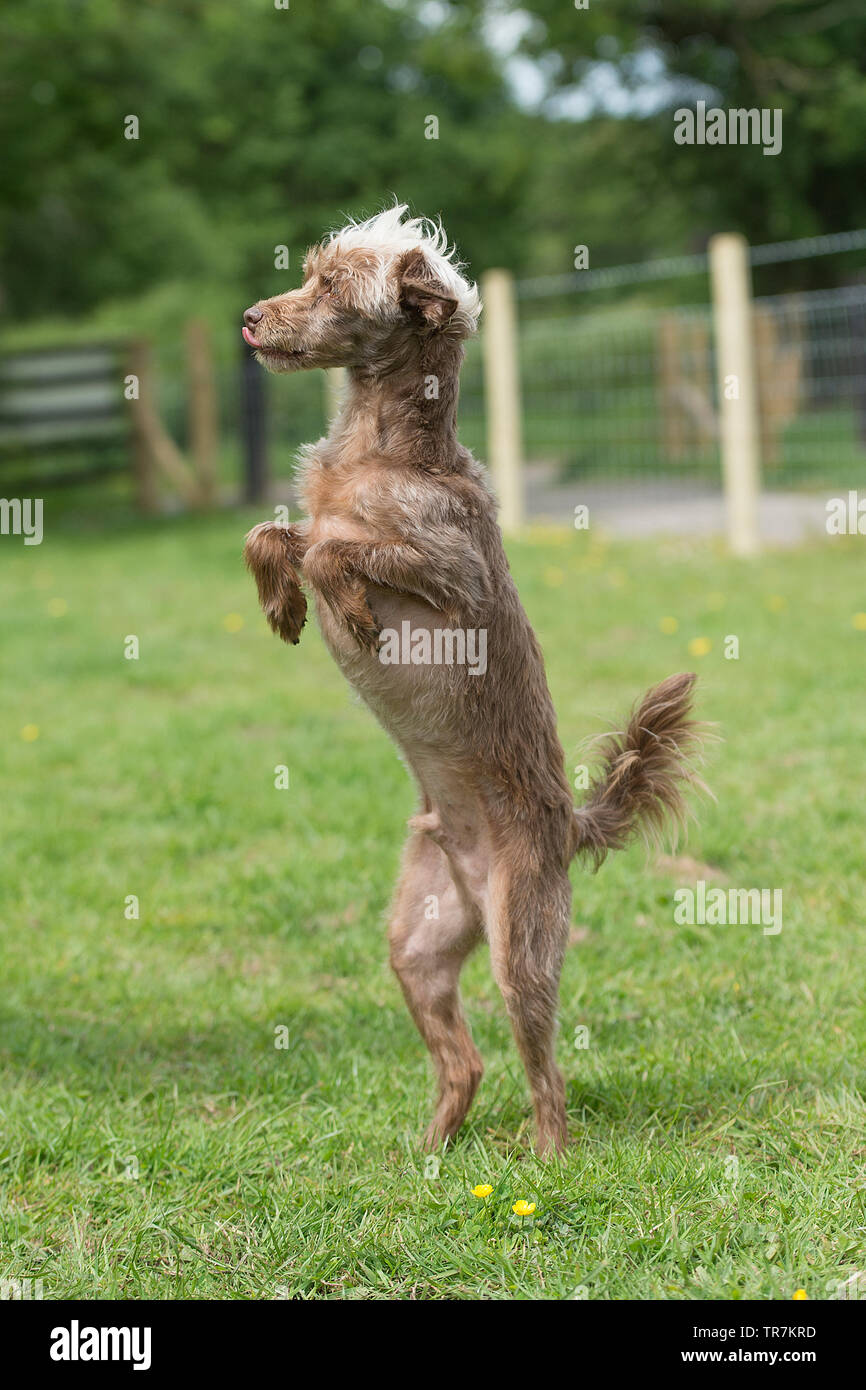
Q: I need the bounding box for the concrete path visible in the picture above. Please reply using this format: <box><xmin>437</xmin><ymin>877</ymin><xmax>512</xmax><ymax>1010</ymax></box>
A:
<box><xmin>524</xmin><ymin>464</ymin><xmax>835</xmax><ymax>545</ymax></box>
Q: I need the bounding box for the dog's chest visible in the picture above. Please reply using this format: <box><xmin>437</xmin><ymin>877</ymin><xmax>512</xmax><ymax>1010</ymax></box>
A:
<box><xmin>314</xmin><ymin>584</ymin><xmax>461</xmax><ymax>744</ymax></box>
<box><xmin>299</xmin><ymin>454</ymin><xmax>472</xmax><ymax>737</ymax></box>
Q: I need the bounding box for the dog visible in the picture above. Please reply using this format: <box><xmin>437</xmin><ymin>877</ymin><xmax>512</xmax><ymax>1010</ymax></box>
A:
<box><xmin>242</xmin><ymin>204</ymin><xmax>702</xmax><ymax>1154</ymax></box>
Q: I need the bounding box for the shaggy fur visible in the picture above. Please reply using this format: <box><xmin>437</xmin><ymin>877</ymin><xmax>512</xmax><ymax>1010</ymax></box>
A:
<box><xmin>242</xmin><ymin>204</ymin><xmax>703</xmax><ymax>1154</ymax></box>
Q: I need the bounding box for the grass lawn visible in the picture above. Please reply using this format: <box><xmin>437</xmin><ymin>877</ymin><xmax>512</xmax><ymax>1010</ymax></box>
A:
<box><xmin>1</xmin><ymin>506</ymin><xmax>865</xmax><ymax>1301</ymax></box>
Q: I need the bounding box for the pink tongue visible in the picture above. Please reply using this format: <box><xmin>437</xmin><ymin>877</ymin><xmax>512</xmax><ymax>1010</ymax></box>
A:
<box><xmin>242</xmin><ymin>326</ymin><xmax>261</xmax><ymax>348</ymax></box>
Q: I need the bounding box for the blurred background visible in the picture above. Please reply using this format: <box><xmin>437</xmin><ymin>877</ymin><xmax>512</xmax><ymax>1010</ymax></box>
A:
<box><xmin>2</xmin><ymin>0</ymin><xmax>866</xmax><ymax>531</ymax></box>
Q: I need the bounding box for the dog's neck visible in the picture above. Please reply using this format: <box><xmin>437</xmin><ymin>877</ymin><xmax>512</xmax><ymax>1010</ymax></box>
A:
<box><xmin>326</xmin><ymin>335</ymin><xmax>464</xmax><ymax>474</ymax></box>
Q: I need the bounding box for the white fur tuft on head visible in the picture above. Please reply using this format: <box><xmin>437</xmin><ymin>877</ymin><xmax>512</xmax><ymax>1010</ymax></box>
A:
<box><xmin>326</xmin><ymin>201</ymin><xmax>481</xmax><ymax>334</ymax></box>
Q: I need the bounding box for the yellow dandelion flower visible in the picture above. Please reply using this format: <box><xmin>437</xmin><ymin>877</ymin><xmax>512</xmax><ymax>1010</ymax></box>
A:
<box><xmin>852</xmin><ymin>613</ymin><xmax>866</xmax><ymax>631</ymax></box>
<box><xmin>688</xmin><ymin>636</ymin><xmax>711</xmax><ymax>657</ymax></box>
<box><xmin>767</xmin><ymin>594</ymin><xmax>786</xmax><ymax>613</ymax></box>
<box><xmin>471</xmin><ymin>1184</ymin><xmax>493</xmax><ymax>1198</ymax></box>
<box><xmin>659</xmin><ymin>616</ymin><xmax>678</xmax><ymax>635</ymax></box>
<box><xmin>792</xmin><ymin>1289</ymin><xmax>808</xmax><ymax>1300</ymax></box>
<box><xmin>222</xmin><ymin>613</ymin><xmax>244</xmax><ymax>633</ymax></box>
<box><xmin>47</xmin><ymin>597</ymin><xmax>68</xmax><ymax>617</ymax></box>
<box><xmin>512</xmin><ymin>1200</ymin><xmax>536</xmax><ymax>1216</ymax></box>
<box><xmin>21</xmin><ymin>724</ymin><xmax>39</xmax><ymax>742</ymax></box>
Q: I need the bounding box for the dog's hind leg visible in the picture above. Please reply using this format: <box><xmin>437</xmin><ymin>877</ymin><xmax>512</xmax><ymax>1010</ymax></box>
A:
<box><xmin>486</xmin><ymin>854</ymin><xmax>571</xmax><ymax>1155</ymax></box>
<box><xmin>388</xmin><ymin>825</ymin><xmax>485</xmax><ymax>1149</ymax></box>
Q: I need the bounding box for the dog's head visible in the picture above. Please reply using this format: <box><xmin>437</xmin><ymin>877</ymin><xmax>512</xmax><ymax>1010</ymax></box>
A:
<box><xmin>241</xmin><ymin>203</ymin><xmax>481</xmax><ymax>374</ymax></box>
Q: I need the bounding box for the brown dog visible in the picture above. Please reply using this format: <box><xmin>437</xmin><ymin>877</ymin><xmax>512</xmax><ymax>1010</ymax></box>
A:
<box><xmin>243</xmin><ymin>205</ymin><xmax>702</xmax><ymax>1154</ymax></box>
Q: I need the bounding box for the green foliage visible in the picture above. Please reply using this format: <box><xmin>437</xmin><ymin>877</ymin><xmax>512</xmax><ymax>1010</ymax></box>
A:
<box><xmin>511</xmin><ymin>0</ymin><xmax>866</xmax><ymax>277</ymax></box>
<box><xmin>0</xmin><ymin>0</ymin><xmax>531</xmax><ymax>321</ymax></box>
<box><xmin>3</xmin><ymin>0</ymin><xmax>864</xmax><ymax>337</ymax></box>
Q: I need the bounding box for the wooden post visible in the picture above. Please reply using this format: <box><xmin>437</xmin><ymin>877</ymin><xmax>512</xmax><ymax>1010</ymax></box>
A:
<box><xmin>709</xmin><ymin>233</ymin><xmax>761</xmax><ymax>556</ymax></box>
<box><xmin>851</xmin><ymin>280</ymin><xmax>866</xmax><ymax>445</ymax></box>
<box><xmin>753</xmin><ymin>305</ymin><xmax>778</xmax><ymax>467</ymax></box>
<box><xmin>324</xmin><ymin>367</ymin><xmax>347</xmax><ymax>425</ymax></box>
<box><xmin>186</xmin><ymin>318</ymin><xmax>218</xmax><ymax>505</ymax></box>
<box><xmin>128</xmin><ymin>340</ymin><xmax>159</xmax><ymax>515</ymax></box>
<box><xmin>127</xmin><ymin>339</ymin><xmax>201</xmax><ymax>509</ymax></box>
<box><xmin>240</xmin><ymin>341</ymin><xmax>268</xmax><ymax>503</ymax></box>
<box><xmin>481</xmin><ymin>268</ymin><xmax>524</xmax><ymax>532</ymax></box>
<box><xmin>691</xmin><ymin>319</ymin><xmax>714</xmax><ymax>449</ymax></box>
<box><xmin>658</xmin><ymin>315</ymin><xmax>685</xmax><ymax>460</ymax></box>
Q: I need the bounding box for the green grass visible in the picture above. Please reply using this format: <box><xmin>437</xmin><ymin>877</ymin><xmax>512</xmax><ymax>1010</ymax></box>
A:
<box><xmin>2</xmin><ymin>508</ymin><xmax>865</xmax><ymax>1300</ymax></box>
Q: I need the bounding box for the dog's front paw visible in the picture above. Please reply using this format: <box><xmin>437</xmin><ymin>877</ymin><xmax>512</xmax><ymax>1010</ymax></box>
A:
<box><xmin>346</xmin><ymin>607</ymin><xmax>382</xmax><ymax>654</ymax></box>
<box><xmin>269</xmin><ymin>582</ymin><xmax>307</xmax><ymax>645</ymax></box>
<box><xmin>316</xmin><ymin>577</ymin><xmax>380</xmax><ymax>653</ymax></box>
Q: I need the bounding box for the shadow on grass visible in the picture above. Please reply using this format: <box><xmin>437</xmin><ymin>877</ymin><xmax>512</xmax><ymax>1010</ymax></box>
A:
<box><xmin>0</xmin><ymin>993</ymin><xmax>422</xmax><ymax>1098</ymax></box>
<box><xmin>1</xmin><ymin>993</ymin><xmax>849</xmax><ymax>1153</ymax></box>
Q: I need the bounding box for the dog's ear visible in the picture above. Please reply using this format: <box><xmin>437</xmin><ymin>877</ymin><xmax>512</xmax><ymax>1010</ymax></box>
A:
<box><xmin>398</xmin><ymin>248</ymin><xmax>458</xmax><ymax>328</ymax></box>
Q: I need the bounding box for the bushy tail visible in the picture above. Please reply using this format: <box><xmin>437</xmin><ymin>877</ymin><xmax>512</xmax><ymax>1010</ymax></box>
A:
<box><xmin>572</xmin><ymin>672</ymin><xmax>705</xmax><ymax>868</ymax></box>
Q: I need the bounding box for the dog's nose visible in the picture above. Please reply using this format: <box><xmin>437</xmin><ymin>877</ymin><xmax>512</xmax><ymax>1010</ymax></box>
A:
<box><xmin>243</xmin><ymin>306</ymin><xmax>263</xmax><ymax>327</ymax></box>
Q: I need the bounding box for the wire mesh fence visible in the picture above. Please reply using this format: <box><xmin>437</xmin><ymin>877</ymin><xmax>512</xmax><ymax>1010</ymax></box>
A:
<box><xmin>753</xmin><ymin>285</ymin><xmax>866</xmax><ymax>488</ymax></box>
<box><xmin>236</xmin><ymin>257</ymin><xmax>866</xmax><ymax>511</ymax></box>
<box><xmin>509</xmin><ymin>265</ymin><xmax>866</xmax><ymax>500</ymax></box>
<box><xmin>514</xmin><ymin>300</ymin><xmax>717</xmax><ymax>486</ymax></box>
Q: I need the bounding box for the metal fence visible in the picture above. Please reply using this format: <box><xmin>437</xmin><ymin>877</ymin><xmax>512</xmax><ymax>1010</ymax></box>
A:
<box><xmin>752</xmin><ymin>285</ymin><xmax>866</xmax><ymax>487</ymax></box>
<box><xmin>500</xmin><ymin>281</ymin><xmax>866</xmax><ymax>494</ymax></box>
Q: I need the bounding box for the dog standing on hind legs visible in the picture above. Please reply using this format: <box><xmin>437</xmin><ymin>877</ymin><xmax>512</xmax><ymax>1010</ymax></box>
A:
<box><xmin>242</xmin><ymin>204</ymin><xmax>703</xmax><ymax>1155</ymax></box>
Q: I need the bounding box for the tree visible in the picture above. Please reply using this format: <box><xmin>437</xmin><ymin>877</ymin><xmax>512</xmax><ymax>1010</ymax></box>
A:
<box><xmin>506</xmin><ymin>0</ymin><xmax>866</xmax><ymax>272</ymax></box>
<box><xmin>0</xmin><ymin>0</ymin><xmax>532</xmax><ymax>318</ymax></box>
